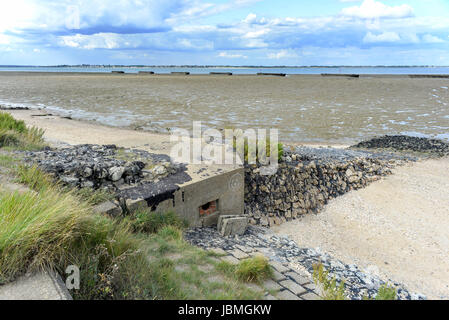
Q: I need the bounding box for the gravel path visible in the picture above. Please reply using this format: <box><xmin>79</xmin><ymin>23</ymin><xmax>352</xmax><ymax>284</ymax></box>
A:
<box><xmin>272</xmin><ymin>157</ymin><xmax>449</xmax><ymax>299</ymax></box>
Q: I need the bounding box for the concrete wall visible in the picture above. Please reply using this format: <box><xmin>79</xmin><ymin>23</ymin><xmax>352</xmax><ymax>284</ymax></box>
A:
<box><xmin>152</xmin><ymin>167</ymin><xmax>244</xmax><ymax>227</ymax></box>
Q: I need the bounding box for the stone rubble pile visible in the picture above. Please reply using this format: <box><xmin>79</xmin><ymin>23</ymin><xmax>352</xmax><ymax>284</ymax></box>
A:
<box><xmin>352</xmin><ymin>135</ymin><xmax>449</xmax><ymax>157</ymax></box>
<box><xmin>23</xmin><ymin>144</ymin><xmax>179</xmax><ymax>191</ymax></box>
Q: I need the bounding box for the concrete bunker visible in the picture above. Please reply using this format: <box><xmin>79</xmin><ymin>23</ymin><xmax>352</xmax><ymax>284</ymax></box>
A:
<box><xmin>120</xmin><ymin>166</ymin><xmax>244</xmax><ymax>227</ymax></box>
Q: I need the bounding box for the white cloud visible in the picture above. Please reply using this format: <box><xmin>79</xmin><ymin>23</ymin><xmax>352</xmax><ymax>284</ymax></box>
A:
<box><xmin>218</xmin><ymin>52</ymin><xmax>247</xmax><ymax>58</ymax></box>
<box><xmin>267</xmin><ymin>49</ymin><xmax>298</xmax><ymax>59</ymax></box>
<box><xmin>59</xmin><ymin>33</ymin><xmax>121</xmax><ymax>49</ymax></box>
<box><xmin>341</xmin><ymin>0</ymin><xmax>414</xmax><ymax>19</ymax></box>
<box><xmin>242</xmin><ymin>28</ymin><xmax>270</xmax><ymax>39</ymax></box>
<box><xmin>243</xmin><ymin>13</ymin><xmax>257</xmax><ymax>24</ymax></box>
<box><xmin>422</xmin><ymin>34</ymin><xmax>445</xmax><ymax>43</ymax></box>
<box><xmin>363</xmin><ymin>31</ymin><xmax>400</xmax><ymax>43</ymax></box>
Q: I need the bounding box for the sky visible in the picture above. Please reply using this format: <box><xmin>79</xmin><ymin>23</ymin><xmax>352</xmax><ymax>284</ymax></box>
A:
<box><xmin>0</xmin><ymin>0</ymin><xmax>449</xmax><ymax>66</ymax></box>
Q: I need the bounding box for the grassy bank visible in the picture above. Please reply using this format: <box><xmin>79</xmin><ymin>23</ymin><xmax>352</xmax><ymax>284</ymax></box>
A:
<box><xmin>0</xmin><ymin>162</ymin><xmax>266</xmax><ymax>299</ymax></box>
<box><xmin>0</xmin><ymin>112</ymin><xmax>45</xmax><ymax>150</ymax></box>
<box><xmin>0</xmin><ymin>112</ymin><xmax>267</xmax><ymax>299</ymax></box>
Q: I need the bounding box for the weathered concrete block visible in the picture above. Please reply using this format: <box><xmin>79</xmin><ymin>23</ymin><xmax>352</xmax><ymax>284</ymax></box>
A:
<box><xmin>125</xmin><ymin>198</ymin><xmax>148</xmax><ymax>213</ymax></box>
<box><xmin>279</xmin><ymin>279</ymin><xmax>307</xmax><ymax>296</ymax></box>
<box><xmin>217</xmin><ymin>216</ymin><xmax>248</xmax><ymax>236</ymax></box>
<box><xmin>0</xmin><ymin>271</ymin><xmax>72</xmax><ymax>300</ymax></box>
<box><xmin>202</xmin><ymin>212</ymin><xmax>220</xmax><ymax>227</ymax></box>
<box><xmin>93</xmin><ymin>201</ymin><xmax>122</xmax><ymax>217</ymax></box>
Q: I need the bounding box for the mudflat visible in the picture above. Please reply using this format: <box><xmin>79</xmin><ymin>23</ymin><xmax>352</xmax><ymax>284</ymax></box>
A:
<box><xmin>272</xmin><ymin>157</ymin><xmax>449</xmax><ymax>299</ymax></box>
<box><xmin>1</xmin><ymin>72</ymin><xmax>448</xmax><ymax>144</ymax></box>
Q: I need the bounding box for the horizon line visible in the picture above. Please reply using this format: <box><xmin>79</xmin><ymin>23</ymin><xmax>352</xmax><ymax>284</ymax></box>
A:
<box><xmin>1</xmin><ymin>65</ymin><xmax>449</xmax><ymax>68</ymax></box>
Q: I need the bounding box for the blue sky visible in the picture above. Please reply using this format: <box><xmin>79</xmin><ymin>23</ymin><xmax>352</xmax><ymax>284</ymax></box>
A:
<box><xmin>0</xmin><ymin>0</ymin><xmax>449</xmax><ymax>65</ymax></box>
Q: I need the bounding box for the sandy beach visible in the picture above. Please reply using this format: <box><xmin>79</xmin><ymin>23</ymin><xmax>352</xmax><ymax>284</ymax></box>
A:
<box><xmin>273</xmin><ymin>157</ymin><xmax>449</xmax><ymax>299</ymax></box>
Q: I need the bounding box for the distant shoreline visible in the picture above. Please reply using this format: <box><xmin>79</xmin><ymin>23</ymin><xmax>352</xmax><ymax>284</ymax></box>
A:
<box><xmin>1</xmin><ymin>65</ymin><xmax>449</xmax><ymax>76</ymax></box>
<box><xmin>1</xmin><ymin>71</ymin><xmax>449</xmax><ymax>78</ymax></box>
<box><xmin>1</xmin><ymin>65</ymin><xmax>449</xmax><ymax>68</ymax></box>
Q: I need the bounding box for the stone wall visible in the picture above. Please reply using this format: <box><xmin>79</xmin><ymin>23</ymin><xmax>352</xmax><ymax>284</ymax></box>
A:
<box><xmin>244</xmin><ymin>146</ymin><xmax>410</xmax><ymax>227</ymax></box>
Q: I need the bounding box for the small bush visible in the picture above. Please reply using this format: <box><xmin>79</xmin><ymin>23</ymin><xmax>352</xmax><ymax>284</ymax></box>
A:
<box><xmin>313</xmin><ymin>263</ymin><xmax>346</xmax><ymax>300</ymax></box>
<box><xmin>233</xmin><ymin>136</ymin><xmax>283</xmax><ymax>164</ymax></box>
<box><xmin>0</xmin><ymin>112</ymin><xmax>45</xmax><ymax>150</ymax></box>
<box><xmin>0</xmin><ymin>113</ymin><xmax>27</xmax><ymax>133</ymax></box>
<box><xmin>128</xmin><ymin>211</ymin><xmax>187</xmax><ymax>234</ymax></box>
<box><xmin>235</xmin><ymin>256</ymin><xmax>273</xmax><ymax>283</ymax></box>
<box><xmin>375</xmin><ymin>284</ymin><xmax>397</xmax><ymax>300</ymax></box>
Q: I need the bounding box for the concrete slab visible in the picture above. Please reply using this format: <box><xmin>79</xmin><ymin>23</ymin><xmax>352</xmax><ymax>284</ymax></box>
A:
<box><xmin>0</xmin><ymin>271</ymin><xmax>72</xmax><ymax>300</ymax></box>
<box><xmin>279</xmin><ymin>279</ymin><xmax>307</xmax><ymax>296</ymax></box>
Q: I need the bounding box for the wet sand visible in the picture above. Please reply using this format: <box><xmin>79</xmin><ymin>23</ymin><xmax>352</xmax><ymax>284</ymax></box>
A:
<box><xmin>1</xmin><ymin>72</ymin><xmax>448</xmax><ymax>144</ymax></box>
<box><xmin>273</xmin><ymin>158</ymin><xmax>449</xmax><ymax>299</ymax></box>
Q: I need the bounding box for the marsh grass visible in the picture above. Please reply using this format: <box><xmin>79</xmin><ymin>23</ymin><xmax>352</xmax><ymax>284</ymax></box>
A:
<box><xmin>15</xmin><ymin>164</ymin><xmax>55</xmax><ymax>192</ymax></box>
<box><xmin>313</xmin><ymin>263</ymin><xmax>398</xmax><ymax>300</ymax></box>
<box><xmin>235</xmin><ymin>256</ymin><xmax>273</xmax><ymax>283</ymax></box>
<box><xmin>73</xmin><ymin>187</ymin><xmax>116</xmax><ymax>206</ymax></box>
<box><xmin>217</xmin><ymin>256</ymin><xmax>273</xmax><ymax>284</ymax></box>
<box><xmin>0</xmin><ymin>187</ymin><xmax>92</xmax><ymax>283</ymax></box>
<box><xmin>0</xmin><ymin>112</ymin><xmax>45</xmax><ymax>150</ymax></box>
<box><xmin>127</xmin><ymin>210</ymin><xmax>188</xmax><ymax>234</ymax></box>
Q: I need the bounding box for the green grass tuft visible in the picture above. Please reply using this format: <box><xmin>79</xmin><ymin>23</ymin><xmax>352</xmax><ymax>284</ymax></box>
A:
<box><xmin>313</xmin><ymin>263</ymin><xmax>346</xmax><ymax>300</ymax></box>
<box><xmin>0</xmin><ymin>113</ymin><xmax>27</xmax><ymax>133</ymax></box>
<box><xmin>73</xmin><ymin>187</ymin><xmax>116</xmax><ymax>206</ymax></box>
<box><xmin>157</xmin><ymin>225</ymin><xmax>183</xmax><ymax>241</ymax></box>
<box><xmin>0</xmin><ymin>112</ymin><xmax>45</xmax><ymax>150</ymax></box>
<box><xmin>235</xmin><ymin>256</ymin><xmax>273</xmax><ymax>283</ymax></box>
<box><xmin>15</xmin><ymin>164</ymin><xmax>55</xmax><ymax>192</ymax></box>
<box><xmin>0</xmin><ymin>187</ymin><xmax>92</xmax><ymax>283</ymax></box>
<box><xmin>127</xmin><ymin>210</ymin><xmax>188</xmax><ymax>234</ymax></box>
<box><xmin>375</xmin><ymin>284</ymin><xmax>397</xmax><ymax>300</ymax></box>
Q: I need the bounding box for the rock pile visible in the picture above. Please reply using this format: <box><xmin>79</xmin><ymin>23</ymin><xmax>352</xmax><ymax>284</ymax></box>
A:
<box><xmin>23</xmin><ymin>144</ymin><xmax>179</xmax><ymax>191</ymax></box>
<box><xmin>352</xmin><ymin>135</ymin><xmax>449</xmax><ymax>157</ymax></box>
<box><xmin>244</xmin><ymin>146</ymin><xmax>414</xmax><ymax>227</ymax></box>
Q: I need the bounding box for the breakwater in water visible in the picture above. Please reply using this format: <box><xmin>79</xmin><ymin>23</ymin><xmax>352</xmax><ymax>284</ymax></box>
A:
<box><xmin>243</xmin><ymin>135</ymin><xmax>449</xmax><ymax>226</ymax></box>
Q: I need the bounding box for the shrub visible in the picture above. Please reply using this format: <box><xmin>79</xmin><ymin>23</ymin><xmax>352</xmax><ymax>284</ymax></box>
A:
<box><xmin>0</xmin><ymin>112</ymin><xmax>45</xmax><ymax>150</ymax></box>
<box><xmin>375</xmin><ymin>284</ymin><xmax>397</xmax><ymax>300</ymax></box>
<box><xmin>233</xmin><ymin>136</ymin><xmax>283</xmax><ymax>164</ymax></box>
<box><xmin>313</xmin><ymin>263</ymin><xmax>346</xmax><ymax>300</ymax></box>
<box><xmin>235</xmin><ymin>256</ymin><xmax>273</xmax><ymax>283</ymax></box>
<box><xmin>0</xmin><ymin>112</ymin><xmax>27</xmax><ymax>133</ymax></box>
